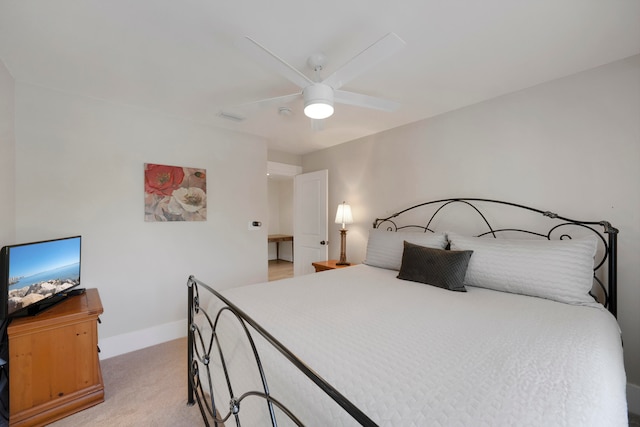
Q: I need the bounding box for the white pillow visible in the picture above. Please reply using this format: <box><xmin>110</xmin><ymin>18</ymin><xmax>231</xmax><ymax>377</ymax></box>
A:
<box><xmin>364</xmin><ymin>229</ymin><xmax>448</xmax><ymax>271</ymax></box>
<box><xmin>447</xmin><ymin>232</ymin><xmax>598</xmax><ymax>305</ymax></box>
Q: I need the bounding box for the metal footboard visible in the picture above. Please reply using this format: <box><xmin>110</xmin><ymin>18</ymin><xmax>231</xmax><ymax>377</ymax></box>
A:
<box><xmin>187</xmin><ymin>275</ymin><xmax>377</xmax><ymax>427</ymax></box>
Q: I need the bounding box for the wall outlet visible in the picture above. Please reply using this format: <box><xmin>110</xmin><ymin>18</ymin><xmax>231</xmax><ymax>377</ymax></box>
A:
<box><xmin>248</xmin><ymin>221</ymin><xmax>262</xmax><ymax>230</ymax></box>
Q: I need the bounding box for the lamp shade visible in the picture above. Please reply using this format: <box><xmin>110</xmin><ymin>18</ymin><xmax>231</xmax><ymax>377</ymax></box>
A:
<box><xmin>335</xmin><ymin>202</ymin><xmax>354</xmax><ymax>228</ymax></box>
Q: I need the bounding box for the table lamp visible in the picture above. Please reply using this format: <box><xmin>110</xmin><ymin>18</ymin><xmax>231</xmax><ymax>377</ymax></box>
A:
<box><xmin>335</xmin><ymin>201</ymin><xmax>354</xmax><ymax>265</ymax></box>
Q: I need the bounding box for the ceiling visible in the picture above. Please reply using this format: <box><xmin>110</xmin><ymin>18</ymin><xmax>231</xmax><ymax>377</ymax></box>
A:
<box><xmin>1</xmin><ymin>1</ymin><xmax>638</xmax><ymax>155</ymax></box>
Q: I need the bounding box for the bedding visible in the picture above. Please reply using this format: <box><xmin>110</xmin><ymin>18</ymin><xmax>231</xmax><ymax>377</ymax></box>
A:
<box><xmin>200</xmin><ymin>264</ymin><xmax>627</xmax><ymax>426</ymax></box>
<box><xmin>447</xmin><ymin>232</ymin><xmax>598</xmax><ymax>306</ymax></box>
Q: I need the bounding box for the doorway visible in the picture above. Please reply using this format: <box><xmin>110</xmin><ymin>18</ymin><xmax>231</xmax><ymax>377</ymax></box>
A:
<box><xmin>267</xmin><ymin>163</ymin><xmax>328</xmax><ymax>280</ymax></box>
<box><xmin>267</xmin><ymin>174</ymin><xmax>294</xmax><ymax>281</ymax></box>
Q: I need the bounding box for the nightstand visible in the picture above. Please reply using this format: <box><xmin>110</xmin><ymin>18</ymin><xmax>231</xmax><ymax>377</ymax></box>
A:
<box><xmin>312</xmin><ymin>260</ymin><xmax>354</xmax><ymax>272</ymax></box>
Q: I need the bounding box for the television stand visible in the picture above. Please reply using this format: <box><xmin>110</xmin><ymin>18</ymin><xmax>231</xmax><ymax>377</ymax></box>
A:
<box><xmin>7</xmin><ymin>288</ymin><xmax>104</xmax><ymax>426</ymax></box>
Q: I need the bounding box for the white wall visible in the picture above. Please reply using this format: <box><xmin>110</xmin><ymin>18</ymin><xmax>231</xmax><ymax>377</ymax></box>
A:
<box><xmin>303</xmin><ymin>55</ymin><xmax>640</xmax><ymax>396</ymax></box>
<box><xmin>0</xmin><ymin>60</ymin><xmax>15</xmax><ymax>245</ymax></box>
<box><xmin>278</xmin><ymin>180</ymin><xmax>294</xmax><ymax>236</ymax></box>
<box><xmin>268</xmin><ymin>179</ymin><xmax>282</xmax><ymax>236</ymax></box>
<box><xmin>13</xmin><ymin>83</ymin><xmax>269</xmax><ymax>357</ymax></box>
<box><xmin>267</xmin><ymin>149</ymin><xmax>302</xmax><ymax>167</ymax></box>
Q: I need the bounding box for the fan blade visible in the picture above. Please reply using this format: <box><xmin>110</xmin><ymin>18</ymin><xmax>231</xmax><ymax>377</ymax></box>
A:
<box><xmin>238</xmin><ymin>36</ymin><xmax>314</xmax><ymax>89</ymax></box>
<box><xmin>219</xmin><ymin>93</ymin><xmax>302</xmax><ymax>120</ymax></box>
<box><xmin>334</xmin><ymin>90</ymin><xmax>400</xmax><ymax>112</ymax></box>
<box><xmin>322</xmin><ymin>32</ymin><xmax>406</xmax><ymax>90</ymax></box>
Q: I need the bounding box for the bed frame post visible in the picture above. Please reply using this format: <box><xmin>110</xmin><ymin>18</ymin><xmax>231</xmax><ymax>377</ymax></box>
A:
<box><xmin>187</xmin><ymin>276</ymin><xmax>195</xmax><ymax>406</ymax></box>
<box><xmin>604</xmin><ymin>222</ymin><xmax>618</xmax><ymax>317</ymax></box>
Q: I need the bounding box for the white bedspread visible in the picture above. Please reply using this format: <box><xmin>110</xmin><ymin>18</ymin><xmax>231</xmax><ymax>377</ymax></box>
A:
<box><xmin>201</xmin><ymin>265</ymin><xmax>627</xmax><ymax>426</ymax></box>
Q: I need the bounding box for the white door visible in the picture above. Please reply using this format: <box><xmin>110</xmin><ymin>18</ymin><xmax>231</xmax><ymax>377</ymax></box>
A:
<box><xmin>293</xmin><ymin>170</ymin><xmax>328</xmax><ymax>276</ymax></box>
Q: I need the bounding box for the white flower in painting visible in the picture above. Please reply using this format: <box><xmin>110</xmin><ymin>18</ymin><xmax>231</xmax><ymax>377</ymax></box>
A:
<box><xmin>166</xmin><ymin>197</ymin><xmax>184</xmax><ymax>216</ymax></box>
<box><xmin>171</xmin><ymin>187</ymin><xmax>206</xmax><ymax>213</ymax></box>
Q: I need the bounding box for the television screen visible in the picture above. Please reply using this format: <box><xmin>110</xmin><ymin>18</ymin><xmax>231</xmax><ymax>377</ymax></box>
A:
<box><xmin>1</xmin><ymin>236</ymin><xmax>81</xmax><ymax>318</ymax></box>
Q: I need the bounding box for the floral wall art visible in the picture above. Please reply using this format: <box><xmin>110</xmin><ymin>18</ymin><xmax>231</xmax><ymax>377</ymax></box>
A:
<box><xmin>144</xmin><ymin>163</ymin><xmax>207</xmax><ymax>221</ymax></box>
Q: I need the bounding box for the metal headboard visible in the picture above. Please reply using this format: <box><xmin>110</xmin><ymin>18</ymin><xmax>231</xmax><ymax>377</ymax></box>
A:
<box><xmin>373</xmin><ymin>198</ymin><xmax>618</xmax><ymax>317</ymax></box>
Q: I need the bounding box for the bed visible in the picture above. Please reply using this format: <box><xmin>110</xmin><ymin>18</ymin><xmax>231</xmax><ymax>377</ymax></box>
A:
<box><xmin>187</xmin><ymin>198</ymin><xmax>627</xmax><ymax>426</ymax></box>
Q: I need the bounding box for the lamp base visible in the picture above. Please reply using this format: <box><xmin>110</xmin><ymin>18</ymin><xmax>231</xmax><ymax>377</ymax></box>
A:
<box><xmin>337</xmin><ymin>228</ymin><xmax>349</xmax><ymax>266</ymax></box>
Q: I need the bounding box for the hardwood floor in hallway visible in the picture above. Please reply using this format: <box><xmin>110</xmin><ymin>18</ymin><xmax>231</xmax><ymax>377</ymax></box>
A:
<box><xmin>268</xmin><ymin>259</ymin><xmax>293</xmax><ymax>281</ymax></box>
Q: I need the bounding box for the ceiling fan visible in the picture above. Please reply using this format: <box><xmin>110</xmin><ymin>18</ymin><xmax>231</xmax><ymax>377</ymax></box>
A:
<box><xmin>220</xmin><ymin>32</ymin><xmax>406</xmax><ymax>123</ymax></box>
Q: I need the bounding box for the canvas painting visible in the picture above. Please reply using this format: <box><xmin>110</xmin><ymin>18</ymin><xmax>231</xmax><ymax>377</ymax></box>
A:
<box><xmin>144</xmin><ymin>163</ymin><xmax>207</xmax><ymax>221</ymax></box>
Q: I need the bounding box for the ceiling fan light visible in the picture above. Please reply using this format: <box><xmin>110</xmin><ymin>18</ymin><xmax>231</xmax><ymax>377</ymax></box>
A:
<box><xmin>304</xmin><ymin>102</ymin><xmax>334</xmax><ymax>119</ymax></box>
<box><xmin>303</xmin><ymin>84</ymin><xmax>334</xmax><ymax>119</ymax></box>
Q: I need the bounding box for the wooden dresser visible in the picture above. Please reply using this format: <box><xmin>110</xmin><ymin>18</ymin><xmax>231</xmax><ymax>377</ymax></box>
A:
<box><xmin>7</xmin><ymin>288</ymin><xmax>104</xmax><ymax>426</ymax></box>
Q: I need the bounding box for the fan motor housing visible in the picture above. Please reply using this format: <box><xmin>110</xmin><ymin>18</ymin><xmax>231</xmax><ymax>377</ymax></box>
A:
<box><xmin>303</xmin><ymin>83</ymin><xmax>334</xmax><ymax>119</ymax></box>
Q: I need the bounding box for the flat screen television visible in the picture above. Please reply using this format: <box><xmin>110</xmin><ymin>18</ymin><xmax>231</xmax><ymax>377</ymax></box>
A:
<box><xmin>0</xmin><ymin>236</ymin><xmax>81</xmax><ymax>318</ymax></box>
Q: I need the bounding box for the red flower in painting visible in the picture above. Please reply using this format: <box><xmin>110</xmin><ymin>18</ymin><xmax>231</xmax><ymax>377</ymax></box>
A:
<box><xmin>145</xmin><ymin>164</ymin><xmax>185</xmax><ymax>196</ymax></box>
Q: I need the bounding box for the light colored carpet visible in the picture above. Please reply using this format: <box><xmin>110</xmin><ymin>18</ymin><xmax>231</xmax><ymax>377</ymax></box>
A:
<box><xmin>48</xmin><ymin>337</ymin><xmax>204</xmax><ymax>427</ymax></box>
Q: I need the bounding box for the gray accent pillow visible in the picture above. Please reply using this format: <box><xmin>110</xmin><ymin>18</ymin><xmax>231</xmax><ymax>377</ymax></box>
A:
<box><xmin>397</xmin><ymin>241</ymin><xmax>473</xmax><ymax>292</ymax></box>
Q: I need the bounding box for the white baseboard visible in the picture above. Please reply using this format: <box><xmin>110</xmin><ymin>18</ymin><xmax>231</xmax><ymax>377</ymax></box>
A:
<box><xmin>629</xmin><ymin>382</ymin><xmax>640</xmax><ymax>415</ymax></box>
<box><xmin>98</xmin><ymin>319</ymin><xmax>187</xmax><ymax>360</ymax></box>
